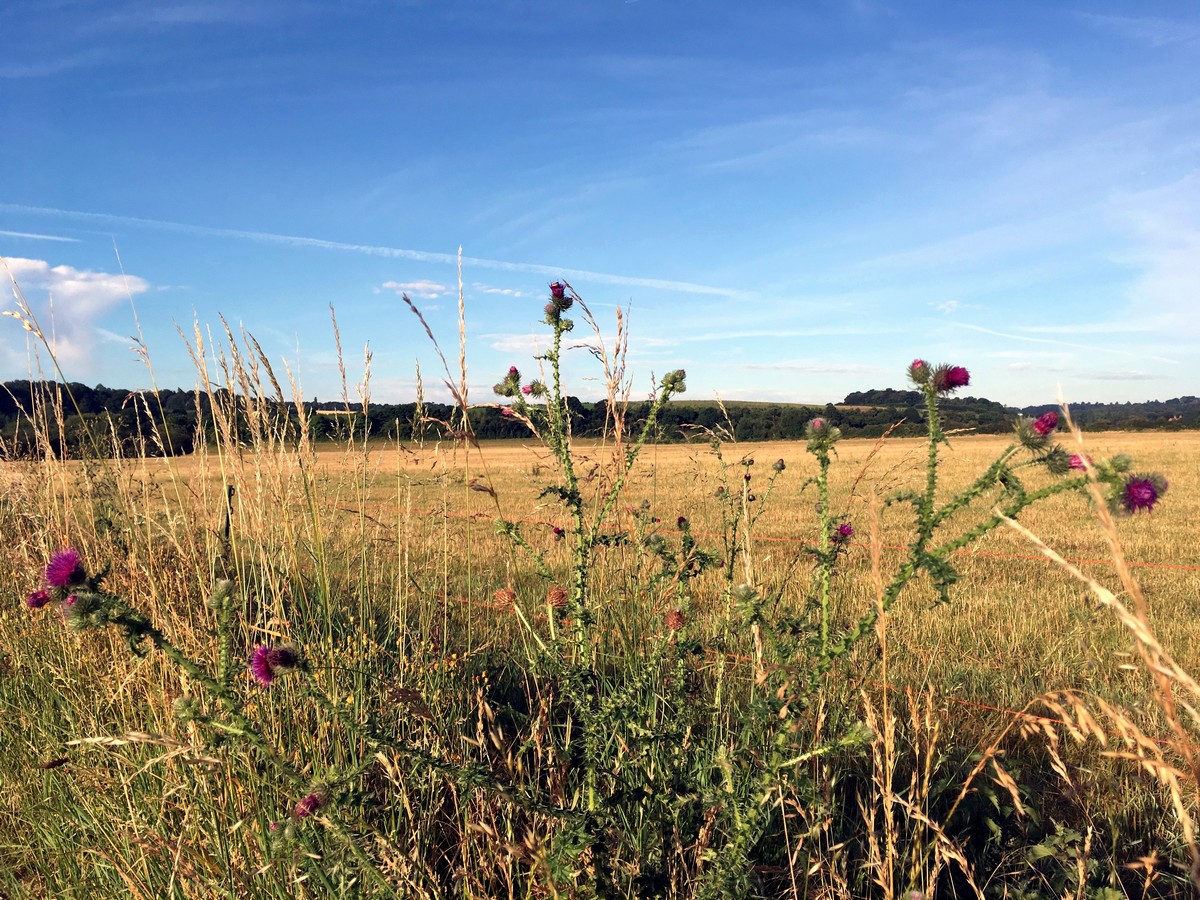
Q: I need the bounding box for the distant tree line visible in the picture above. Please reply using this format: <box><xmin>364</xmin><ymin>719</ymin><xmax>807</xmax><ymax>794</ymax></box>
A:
<box><xmin>2</xmin><ymin>380</ymin><xmax>1196</xmax><ymax>459</ymax></box>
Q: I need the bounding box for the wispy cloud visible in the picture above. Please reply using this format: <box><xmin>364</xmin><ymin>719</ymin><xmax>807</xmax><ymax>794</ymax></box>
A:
<box><xmin>0</xmin><ymin>230</ymin><xmax>79</xmax><ymax>242</ymax></box>
<box><xmin>719</xmin><ymin>360</ymin><xmax>881</xmax><ymax>375</ymax></box>
<box><xmin>1015</xmin><ymin>321</ymin><xmax>1156</xmax><ymax>335</ymax></box>
<box><xmin>379</xmin><ymin>280</ymin><xmax>447</xmax><ymax>300</ymax></box>
<box><xmin>1079</xmin><ymin>13</ymin><xmax>1200</xmax><ymax>48</ymax></box>
<box><xmin>474</xmin><ymin>283</ymin><xmax>525</xmax><ymax>298</ymax></box>
<box><xmin>1109</xmin><ymin>171</ymin><xmax>1200</xmax><ymax>338</ymax></box>
<box><xmin>953</xmin><ymin>323</ymin><xmax>1179</xmax><ymax>365</ymax></box>
<box><xmin>0</xmin><ymin>203</ymin><xmax>748</xmax><ymax>299</ymax></box>
<box><xmin>1085</xmin><ymin>369</ymin><xmax>1161</xmax><ymax>381</ymax></box>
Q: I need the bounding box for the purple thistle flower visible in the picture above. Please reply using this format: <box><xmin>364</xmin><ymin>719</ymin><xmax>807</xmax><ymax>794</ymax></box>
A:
<box><xmin>26</xmin><ymin>589</ymin><xmax>51</xmax><ymax>609</ymax></box>
<box><xmin>933</xmin><ymin>365</ymin><xmax>970</xmax><ymax>394</ymax></box>
<box><xmin>1032</xmin><ymin>411</ymin><xmax>1058</xmax><ymax>436</ymax></box>
<box><xmin>507</xmin><ymin>366</ymin><xmax>518</xmax><ymax>377</ymax></box>
<box><xmin>1068</xmin><ymin>454</ymin><xmax>1091</xmax><ymax>471</ymax></box>
<box><xmin>500</xmin><ymin>407</ymin><xmax>514</xmax><ymax>417</ymax></box>
<box><xmin>45</xmin><ymin>549</ymin><xmax>86</xmax><ymax>588</ymax></box>
<box><xmin>945</xmin><ymin>366</ymin><xmax>970</xmax><ymax>388</ymax></box>
<box><xmin>1120</xmin><ymin>474</ymin><xmax>1167</xmax><ymax>514</ymax></box>
<box><xmin>250</xmin><ymin>645</ymin><xmax>302</xmax><ymax>686</ymax></box>
<box><xmin>549</xmin><ymin>281</ymin><xmax>565</xmax><ymax>300</ymax></box>
<box><xmin>521</xmin><ymin>384</ymin><xmax>533</xmax><ymax>395</ymax></box>
<box><xmin>250</xmin><ymin>646</ymin><xmax>275</xmax><ymax>685</ymax></box>
<box><xmin>908</xmin><ymin>359</ymin><xmax>930</xmax><ymax>386</ymax></box>
<box><xmin>832</xmin><ymin>522</ymin><xmax>854</xmax><ymax>545</ymax></box>
<box><xmin>295</xmin><ymin>792</ymin><xmax>323</xmax><ymax>819</ymax></box>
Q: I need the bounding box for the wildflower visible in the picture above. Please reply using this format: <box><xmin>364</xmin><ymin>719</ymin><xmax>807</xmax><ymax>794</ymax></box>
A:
<box><xmin>493</xmin><ymin>587</ymin><xmax>516</xmax><ymax>606</ymax></box>
<box><xmin>932</xmin><ymin>365</ymin><xmax>970</xmax><ymax>394</ymax></box>
<box><xmin>832</xmin><ymin>522</ymin><xmax>854</xmax><ymax>545</ymax></box>
<box><xmin>249</xmin><ymin>645</ymin><xmax>302</xmax><ymax>686</ymax></box>
<box><xmin>1068</xmin><ymin>454</ymin><xmax>1091</xmax><ymax>471</ymax></box>
<box><xmin>772</xmin><ymin>458</ymin><xmax>785</xmax><ymax>473</ymax></box>
<box><xmin>806</xmin><ymin>416</ymin><xmax>842</xmax><ymax>448</ymax></box>
<box><xmin>676</xmin><ymin>516</ymin><xmax>689</xmax><ymax>530</ymax></box>
<box><xmin>521</xmin><ymin>384</ymin><xmax>533</xmax><ymax>395</ymax></box>
<box><xmin>1032</xmin><ymin>411</ymin><xmax>1058</xmax><ymax>436</ymax></box>
<box><xmin>661</xmin><ymin>369</ymin><xmax>687</xmax><ymax>393</ymax></box>
<box><xmin>294</xmin><ymin>792</ymin><xmax>323</xmax><ymax>819</ymax></box>
<box><xmin>665</xmin><ymin>608</ymin><xmax>686</xmax><ymax>632</ymax></box>
<box><xmin>908</xmin><ymin>358</ymin><xmax>930</xmax><ymax>386</ymax></box>
<box><xmin>26</xmin><ymin>589</ymin><xmax>51</xmax><ymax>609</ymax></box>
<box><xmin>546</xmin><ymin>586</ymin><xmax>567</xmax><ymax>608</ymax></box>
<box><xmin>508</xmin><ymin>366</ymin><xmax>518</xmax><ymax>377</ymax></box>
<box><xmin>1117</xmin><ymin>474</ymin><xmax>1168</xmax><ymax>515</ymax></box>
<box><xmin>500</xmin><ymin>407</ymin><xmax>514</xmax><ymax>417</ymax></box>
<box><xmin>549</xmin><ymin>281</ymin><xmax>565</xmax><ymax>300</ymax></box>
<box><xmin>45</xmin><ymin>549</ymin><xmax>86</xmax><ymax>589</ymax></box>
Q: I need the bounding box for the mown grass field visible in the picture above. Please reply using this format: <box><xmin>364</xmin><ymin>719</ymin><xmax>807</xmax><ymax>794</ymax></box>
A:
<box><xmin>1</xmin><ymin>425</ymin><xmax>1197</xmax><ymax>898</ymax></box>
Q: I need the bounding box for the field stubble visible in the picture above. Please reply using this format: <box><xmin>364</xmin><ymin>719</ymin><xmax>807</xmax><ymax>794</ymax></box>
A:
<box><xmin>2</xmin><ymin>424</ymin><xmax>1198</xmax><ymax>897</ymax></box>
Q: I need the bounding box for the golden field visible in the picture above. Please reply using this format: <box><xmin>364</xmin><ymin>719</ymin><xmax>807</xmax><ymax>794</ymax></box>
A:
<box><xmin>2</xmin><ymin>424</ymin><xmax>1198</xmax><ymax>897</ymax></box>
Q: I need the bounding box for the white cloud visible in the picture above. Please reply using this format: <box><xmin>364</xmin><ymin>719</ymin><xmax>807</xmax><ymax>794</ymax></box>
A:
<box><xmin>474</xmin><ymin>283</ymin><xmax>525</xmax><ymax>298</ymax></box>
<box><xmin>380</xmin><ymin>279</ymin><xmax>447</xmax><ymax>300</ymax></box>
<box><xmin>485</xmin><ymin>333</ymin><xmax>549</xmax><ymax>355</ymax></box>
<box><xmin>1</xmin><ymin>256</ymin><xmax>150</xmax><ymax>367</ymax></box>
<box><xmin>931</xmin><ymin>299</ymin><xmax>960</xmax><ymax>314</ymax></box>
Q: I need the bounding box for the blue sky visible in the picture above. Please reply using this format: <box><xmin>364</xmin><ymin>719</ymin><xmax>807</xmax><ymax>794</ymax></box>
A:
<box><xmin>2</xmin><ymin>1</ymin><xmax>1197</xmax><ymax>407</ymax></box>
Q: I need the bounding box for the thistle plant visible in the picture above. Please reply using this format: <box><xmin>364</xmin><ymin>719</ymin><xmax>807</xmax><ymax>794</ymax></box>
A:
<box><xmin>13</xmin><ymin>280</ymin><xmax>1177</xmax><ymax>898</ymax></box>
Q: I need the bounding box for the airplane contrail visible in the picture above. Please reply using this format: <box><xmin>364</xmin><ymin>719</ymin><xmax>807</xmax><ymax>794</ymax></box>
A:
<box><xmin>0</xmin><ymin>203</ymin><xmax>748</xmax><ymax>299</ymax></box>
<box><xmin>954</xmin><ymin>323</ymin><xmax>1178</xmax><ymax>365</ymax></box>
<box><xmin>0</xmin><ymin>229</ymin><xmax>79</xmax><ymax>243</ymax></box>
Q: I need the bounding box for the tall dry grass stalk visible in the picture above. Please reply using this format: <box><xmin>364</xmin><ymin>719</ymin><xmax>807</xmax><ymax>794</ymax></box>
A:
<box><xmin>999</xmin><ymin>403</ymin><xmax>1199</xmax><ymax>890</ymax></box>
